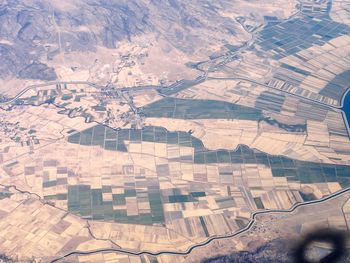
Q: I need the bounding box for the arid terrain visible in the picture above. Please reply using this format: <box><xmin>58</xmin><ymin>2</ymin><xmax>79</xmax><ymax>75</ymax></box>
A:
<box><xmin>0</xmin><ymin>0</ymin><xmax>350</xmax><ymax>262</ymax></box>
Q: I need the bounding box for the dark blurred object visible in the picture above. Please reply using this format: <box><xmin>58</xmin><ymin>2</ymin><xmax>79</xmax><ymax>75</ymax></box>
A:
<box><xmin>292</xmin><ymin>229</ymin><xmax>347</xmax><ymax>263</ymax></box>
<box><xmin>203</xmin><ymin>229</ymin><xmax>350</xmax><ymax>263</ymax></box>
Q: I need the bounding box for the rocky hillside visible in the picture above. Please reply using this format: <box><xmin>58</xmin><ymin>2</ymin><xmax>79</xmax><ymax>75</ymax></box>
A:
<box><xmin>0</xmin><ymin>0</ymin><xmax>296</xmax><ymax>81</ymax></box>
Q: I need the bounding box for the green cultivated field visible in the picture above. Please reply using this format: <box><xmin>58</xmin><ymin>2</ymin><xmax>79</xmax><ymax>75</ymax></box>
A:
<box><xmin>68</xmin><ymin>126</ymin><xmax>350</xmax><ymax>195</ymax></box>
<box><xmin>141</xmin><ymin>98</ymin><xmax>263</xmax><ymax>121</ymax></box>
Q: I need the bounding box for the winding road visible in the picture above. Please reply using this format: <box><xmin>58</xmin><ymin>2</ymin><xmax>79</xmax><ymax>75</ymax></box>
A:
<box><xmin>1</xmin><ymin>3</ymin><xmax>349</xmax><ymax>261</ymax></box>
<box><xmin>3</xmin><ymin>78</ymin><xmax>349</xmax><ymax>262</ymax></box>
<box><xmin>50</xmin><ymin>186</ymin><xmax>350</xmax><ymax>262</ymax></box>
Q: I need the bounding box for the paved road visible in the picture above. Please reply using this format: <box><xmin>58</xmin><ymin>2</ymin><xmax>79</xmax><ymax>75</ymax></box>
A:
<box><xmin>3</xmin><ymin>77</ymin><xmax>349</xmax><ymax>262</ymax></box>
<box><xmin>0</xmin><ymin>81</ymin><xmax>158</xmax><ymax>105</ymax></box>
<box><xmin>3</xmin><ymin>79</ymin><xmax>348</xmax><ymax>261</ymax></box>
<box><xmin>0</xmin><ymin>81</ymin><xmax>99</xmax><ymax>104</ymax></box>
<box><xmin>2</xmin><ymin>5</ymin><xmax>348</xmax><ymax>262</ymax></box>
<box><xmin>1</xmin><ymin>76</ymin><xmax>341</xmax><ymax>111</ymax></box>
<box><xmin>50</xmin><ymin>186</ymin><xmax>350</xmax><ymax>262</ymax></box>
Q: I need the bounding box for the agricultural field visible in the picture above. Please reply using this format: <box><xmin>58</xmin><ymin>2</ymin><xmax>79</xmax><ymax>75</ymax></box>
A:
<box><xmin>0</xmin><ymin>0</ymin><xmax>350</xmax><ymax>262</ymax></box>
